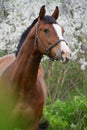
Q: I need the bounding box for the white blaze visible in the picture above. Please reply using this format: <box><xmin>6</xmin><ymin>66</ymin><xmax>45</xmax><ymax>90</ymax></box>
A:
<box><xmin>53</xmin><ymin>24</ymin><xmax>71</xmax><ymax>58</ymax></box>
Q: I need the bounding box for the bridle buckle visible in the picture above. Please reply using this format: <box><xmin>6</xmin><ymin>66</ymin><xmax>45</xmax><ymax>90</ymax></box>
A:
<box><xmin>45</xmin><ymin>48</ymin><xmax>49</xmax><ymax>54</ymax></box>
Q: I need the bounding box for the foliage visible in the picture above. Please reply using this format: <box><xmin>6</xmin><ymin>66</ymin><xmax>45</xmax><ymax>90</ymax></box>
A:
<box><xmin>43</xmin><ymin>96</ymin><xmax>87</xmax><ymax>130</ymax></box>
<box><xmin>0</xmin><ymin>79</ymin><xmax>31</xmax><ymax>130</ymax></box>
<box><xmin>0</xmin><ymin>1</ymin><xmax>87</xmax><ymax>129</ymax></box>
<box><xmin>0</xmin><ymin>50</ymin><xmax>8</xmax><ymax>56</ymax></box>
<box><xmin>41</xmin><ymin>55</ymin><xmax>87</xmax><ymax>130</ymax></box>
<box><xmin>42</xmin><ymin>58</ymin><xmax>87</xmax><ymax>102</ymax></box>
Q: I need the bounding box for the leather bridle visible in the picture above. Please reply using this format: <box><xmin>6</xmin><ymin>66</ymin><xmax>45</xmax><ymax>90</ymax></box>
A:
<box><xmin>35</xmin><ymin>22</ymin><xmax>67</xmax><ymax>60</ymax></box>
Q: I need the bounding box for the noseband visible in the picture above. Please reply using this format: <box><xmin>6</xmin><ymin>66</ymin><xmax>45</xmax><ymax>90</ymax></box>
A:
<box><xmin>35</xmin><ymin>22</ymin><xmax>67</xmax><ymax>60</ymax></box>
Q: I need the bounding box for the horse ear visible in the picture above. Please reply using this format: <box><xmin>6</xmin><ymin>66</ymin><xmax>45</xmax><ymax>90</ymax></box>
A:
<box><xmin>52</xmin><ymin>6</ymin><xmax>59</xmax><ymax>20</ymax></box>
<box><xmin>39</xmin><ymin>5</ymin><xmax>46</xmax><ymax>20</ymax></box>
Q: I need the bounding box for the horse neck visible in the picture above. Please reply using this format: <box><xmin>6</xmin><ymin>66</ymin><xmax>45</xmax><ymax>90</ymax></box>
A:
<box><xmin>11</xmin><ymin>25</ymin><xmax>43</xmax><ymax>90</ymax></box>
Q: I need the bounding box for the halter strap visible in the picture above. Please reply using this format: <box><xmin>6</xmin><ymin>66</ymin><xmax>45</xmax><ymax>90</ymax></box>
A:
<box><xmin>47</xmin><ymin>39</ymin><xmax>67</xmax><ymax>51</ymax></box>
<box><xmin>36</xmin><ymin>22</ymin><xmax>67</xmax><ymax>55</ymax></box>
<box><xmin>36</xmin><ymin>22</ymin><xmax>48</xmax><ymax>53</ymax></box>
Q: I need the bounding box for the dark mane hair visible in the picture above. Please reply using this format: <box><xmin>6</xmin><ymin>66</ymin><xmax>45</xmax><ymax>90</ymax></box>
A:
<box><xmin>15</xmin><ymin>15</ymin><xmax>56</xmax><ymax>56</ymax></box>
<box><xmin>15</xmin><ymin>17</ymin><xmax>38</xmax><ymax>56</ymax></box>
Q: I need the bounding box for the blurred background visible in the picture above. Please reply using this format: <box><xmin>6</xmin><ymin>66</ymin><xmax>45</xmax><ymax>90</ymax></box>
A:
<box><xmin>0</xmin><ymin>0</ymin><xmax>87</xmax><ymax>129</ymax></box>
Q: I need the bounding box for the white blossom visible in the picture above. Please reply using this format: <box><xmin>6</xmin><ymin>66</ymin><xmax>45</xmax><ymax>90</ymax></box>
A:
<box><xmin>79</xmin><ymin>58</ymin><xmax>87</xmax><ymax>71</ymax></box>
<box><xmin>0</xmin><ymin>0</ymin><xmax>87</xmax><ymax>70</ymax></box>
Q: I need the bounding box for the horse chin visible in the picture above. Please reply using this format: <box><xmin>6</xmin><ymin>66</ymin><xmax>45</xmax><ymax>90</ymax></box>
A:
<box><xmin>58</xmin><ymin>54</ymin><xmax>70</xmax><ymax>64</ymax></box>
<box><xmin>61</xmin><ymin>60</ymin><xmax>68</xmax><ymax>64</ymax></box>
<box><xmin>61</xmin><ymin>58</ymin><xmax>70</xmax><ymax>64</ymax></box>
<box><xmin>49</xmin><ymin>55</ymin><xmax>70</xmax><ymax>63</ymax></box>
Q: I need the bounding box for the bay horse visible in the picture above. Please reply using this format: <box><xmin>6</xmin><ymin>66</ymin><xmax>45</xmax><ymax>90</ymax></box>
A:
<box><xmin>0</xmin><ymin>5</ymin><xmax>71</xmax><ymax>130</ymax></box>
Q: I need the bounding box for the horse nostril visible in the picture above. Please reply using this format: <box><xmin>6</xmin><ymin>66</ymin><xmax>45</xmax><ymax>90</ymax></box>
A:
<box><xmin>61</xmin><ymin>51</ymin><xmax>65</xmax><ymax>55</ymax></box>
<box><xmin>66</xmin><ymin>57</ymin><xmax>69</xmax><ymax>62</ymax></box>
<box><xmin>60</xmin><ymin>50</ymin><xmax>71</xmax><ymax>62</ymax></box>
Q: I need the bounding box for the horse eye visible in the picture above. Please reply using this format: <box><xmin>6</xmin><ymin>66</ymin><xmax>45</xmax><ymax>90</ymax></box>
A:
<box><xmin>43</xmin><ymin>29</ymin><xmax>49</xmax><ymax>34</ymax></box>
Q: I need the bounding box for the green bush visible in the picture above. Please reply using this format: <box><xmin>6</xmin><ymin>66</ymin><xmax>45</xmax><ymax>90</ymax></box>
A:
<box><xmin>0</xmin><ymin>50</ymin><xmax>7</xmax><ymax>56</ymax></box>
<box><xmin>43</xmin><ymin>96</ymin><xmax>87</xmax><ymax>130</ymax></box>
<box><xmin>42</xmin><ymin>59</ymin><xmax>87</xmax><ymax>102</ymax></box>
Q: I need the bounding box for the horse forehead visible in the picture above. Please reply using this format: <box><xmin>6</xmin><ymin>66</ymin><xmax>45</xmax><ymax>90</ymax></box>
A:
<box><xmin>52</xmin><ymin>24</ymin><xmax>63</xmax><ymax>38</ymax></box>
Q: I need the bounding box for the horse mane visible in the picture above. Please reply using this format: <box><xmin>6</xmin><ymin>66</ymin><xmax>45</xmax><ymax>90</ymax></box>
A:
<box><xmin>15</xmin><ymin>16</ymin><xmax>56</xmax><ymax>56</ymax></box>
<box><xmin>15</xmin><ymin>17</ymin><xmax>38</xmax><ymax>56</ymax></box>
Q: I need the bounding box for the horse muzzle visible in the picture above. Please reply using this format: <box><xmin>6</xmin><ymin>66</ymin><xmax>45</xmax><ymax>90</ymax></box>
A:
<box><xmin>53</xmin><ymin>50</ymin><xmax>71</xmax><ymax>63</ymax></box>
<box><xmin>61</xmin><ymin>50</ymin><xmax>71</xmax><ymax>63</ymax></box>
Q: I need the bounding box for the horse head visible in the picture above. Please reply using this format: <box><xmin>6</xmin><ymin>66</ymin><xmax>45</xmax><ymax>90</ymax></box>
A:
<box><xmin>36</xmin><ymin>5</ymin><xmax>71</xmax><ymax>63</ymax></box>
